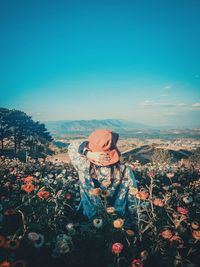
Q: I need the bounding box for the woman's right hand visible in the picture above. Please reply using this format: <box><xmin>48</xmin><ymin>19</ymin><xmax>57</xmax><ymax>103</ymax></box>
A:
<box><xmin>86</xmin><ymin>151</ymin><xmax>111</xmax><ymax>164</ymax></box>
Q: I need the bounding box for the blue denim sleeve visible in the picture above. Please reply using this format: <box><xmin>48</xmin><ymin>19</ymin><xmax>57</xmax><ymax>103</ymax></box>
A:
<box><xmin>78</xmin><ymin>141</ymin><xmax>89</xmax><ymax>155</ymax></box>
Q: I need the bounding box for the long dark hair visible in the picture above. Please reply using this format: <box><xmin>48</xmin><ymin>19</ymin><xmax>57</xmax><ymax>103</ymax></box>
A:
<box><xmin>89</xmin><ymin>161</ymin><xmax>121</xmax><ymax>181</ymax></box>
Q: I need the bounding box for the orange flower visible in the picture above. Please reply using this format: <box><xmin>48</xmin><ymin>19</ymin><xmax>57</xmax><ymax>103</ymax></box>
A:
<box><xmin>89</xmin><ymin>188</ymin><xmax>101</xmax><ymax>196</ymax></box>
<box><xmin>161</xmin><ymin>229</ymin><xmax>173</xmax><ymax>239</ymax></box>
<box><xmin>37</xmin><ymin>190</ymin><xmax>50</xmax><ymax>199</ymax></box>
<box><xmin>4</xmin><ymin>239</ymin><xmax>20</xmax><ymax>250</ymax></box>
<box><xmin>192</xmin><ymin>230</ymin><xmax>200</xmax><ymax>240</ymax></box>
<box><xmin>0</xmin><ymin>235</ymin><xmax>6</xmax><ymax>248</ymax></box>
<box><xmin>21</xmin><ymin>183</ymin><xmax>35</xmax><ymax>193</ymax></box>
<box><xmin>0</xmin><ymin>261</ymin><xmax>11</xmax><ymax>267</ymax></box>
<box><xmin>102</xmin><ymin>180</ymin><xmax>111</xmax><ymax>187</ymax></box>
<box><xmin>129</xmin><ymin>187</ymin><xmax>138</xmax><ymax>196</ymax></box>
<box><xmin>136</xmin><ymin>190</ymin><xmax>149</xmax><ymax>200</ymax></box>
<box><xmin>23</xmin><ymin>176</ymin><xmax>34</xmax><ymax>183</ymax></box>
<box><xmin>191</xmin><ymin>221</ymin><xmax>199</xmax><ymax>230</ymax></box>
<box><xmin>153</xmin><ymin>198</ymin><xmax>164</xmax><ymax>207</ymax></box>
<box><xmin>113</xmin><ymin>218</ymin><xmax>124</xmax><ymax>229</ymax></box>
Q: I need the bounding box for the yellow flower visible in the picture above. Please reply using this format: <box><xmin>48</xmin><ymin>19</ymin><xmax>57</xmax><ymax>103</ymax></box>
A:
<box><xmin>113</xmin><ymin>218</ymin><xmax>124</xmax><ymax>229</ymax></box>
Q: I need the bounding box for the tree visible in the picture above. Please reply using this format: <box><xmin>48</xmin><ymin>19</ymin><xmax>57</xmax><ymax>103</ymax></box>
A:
<box><xmin>4</xmin><ymin>109</ymin><xmax>53</xmax><ymax>156</ymax></box>
<box><xmin>0</xmin><ymin>107</ymin><xmax>11</xmax><ymax>149</ymax></box>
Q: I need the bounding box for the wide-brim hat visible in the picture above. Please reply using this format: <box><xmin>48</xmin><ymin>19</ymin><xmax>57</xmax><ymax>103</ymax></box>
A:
<box><xmin>87</xmin><ymin>129</ymin><xmax>121</xmax><ymax>166</ymax></box>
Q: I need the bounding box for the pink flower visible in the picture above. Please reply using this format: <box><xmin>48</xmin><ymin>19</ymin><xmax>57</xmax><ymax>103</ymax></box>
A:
<box><xmin>177</xmin><ymin>207</ymin><xmax>189</xmax><ymax>215</ymax></box>
<box><xmin>153</xmin><ymin>198</ymin><xmax>164</xmax><ymax>207</ymax></box>
<box><xmin>111</xmin><ymin>242</ymin><xmax>124</xmax><ymax>254</ymax></box>
<box><xmin>161</xmin><ymin>229</ymin><xmax>173</xmax><ymax>239</ymax></box>
<box><xmin>169</xmin><ymin>235</ymin><xmax>184</xmax><ymax>248</ymax></box>
<box><xmin>166</xmin><ymin>172</ymin><xmax>175</xmax><ymax>179</ymax></box>
<box><xmin>147</xmin><ymin>171</ymin><xmax>156</xmax><ymax>178</ymax></box>
<box><xmin>131</xmin><ymin>259</ymin><xmax>144</xmax><ymax>267</ymax></box>
<box><xmin>65</xmin><ymin>193</ymin><xmax>72</xmax><ymax>200</ymax></box>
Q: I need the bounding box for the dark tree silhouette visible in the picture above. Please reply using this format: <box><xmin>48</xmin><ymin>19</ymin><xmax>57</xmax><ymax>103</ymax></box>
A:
<box><xmin>0</xmin><ymin>108</ymin><xmax>53</xmax><ymax>156</ymax></box>
<box><xmin>0</xmin><ymin>107</ymin><xmax>11</xmax><ymax>149</ymax></box>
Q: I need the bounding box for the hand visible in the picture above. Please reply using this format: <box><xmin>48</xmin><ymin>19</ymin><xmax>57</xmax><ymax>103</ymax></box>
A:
<box><xmin>86</xmin><ymin>151</ymin><xmax>111</xmax><ymax>164</ymax></box>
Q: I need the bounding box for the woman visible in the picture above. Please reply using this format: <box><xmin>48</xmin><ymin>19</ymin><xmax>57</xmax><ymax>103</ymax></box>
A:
<box><xmin>68</xmin><ymin>129</ymin><xmax>139</xmax><ymax>228</ymax></box>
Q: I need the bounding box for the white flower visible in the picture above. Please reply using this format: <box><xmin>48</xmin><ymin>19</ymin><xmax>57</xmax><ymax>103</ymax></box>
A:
<box><xmin>67</xmin><ymin>175</ymin><xmax>73</xmax><ymax>181</ymax></box>
<box><xmin>183</xmin><ymin>196</ymin><xmax>193</xmax><ymax>204</ymax></box>
<box><xmin>48</xmin><ymin>179</ymin><xmax>54</xmax><ymax>184</ymax></box>
<box><xmin>93</xmin><ymin>218</ymin><xmax>103</xmax><ymax>229</ymax></box>
<box><xmin>28</xmin><ymin>232</ymin><xmax>40</xmax><ymax>242</ymax></box>
<box><xmin>34</xmin><ymin>172</ymin><xmax>40</xmax><ymax>177</ymax></box>
<box><xmin>66</xmin><ymin>223</ymin><xmax>74</xmax><ymax>230</ymax></box>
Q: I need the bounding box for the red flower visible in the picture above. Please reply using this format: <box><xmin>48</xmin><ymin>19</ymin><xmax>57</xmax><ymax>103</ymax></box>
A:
<box><xmin>23</xmin><ymin>176</ymin><xmax>34</xmax><ymax>183</ymax></box>
<box><xmin>177</xmin><ymin>207</ymin><xmax>189</xmax><ymax>215</ymax></box>
<box><xmin>21</xmin><ymin>183</ymin><xmax>35</xmax><ymax>193</ymax></box>
<box><xmin>161</xmin><ymin>229</ymin><xmax>173</xmax><ymax>239</ymax></box>
<box><xmin>112</xmin><ymin>242</ymin><xmax>124</xmax><ymax>254</ymax></box>
<box><xmin>131</xmin><ymin>259</ymin><xmax>144</xmax><ymax>267</ymax></box>
<box><xmin>37</xmin><ymin>190</ymin><xmax>50</xmax><ymax>199</ymax></box>
<box><xmin>0</xmin><ymin>261</ymin><xmax>11</xmax><ymax>267</ymax></box>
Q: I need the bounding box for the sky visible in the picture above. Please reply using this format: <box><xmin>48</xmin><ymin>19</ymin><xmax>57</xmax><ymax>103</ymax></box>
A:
<box><xmin>0</xmin><ymin>0</ymin><xmax>200</xmax><ymax>127</ymax></box>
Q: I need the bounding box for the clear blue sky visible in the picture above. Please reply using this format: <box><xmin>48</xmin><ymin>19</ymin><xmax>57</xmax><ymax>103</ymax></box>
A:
<box><xmin>0</xmin><ymin>0</ymin><xmax>200</xmax><ymax>127</ymax></box>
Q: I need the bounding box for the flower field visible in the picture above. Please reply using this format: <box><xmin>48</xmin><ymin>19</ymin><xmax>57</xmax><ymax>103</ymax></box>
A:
<box><xmin>0</xmin><ymin>156</ymin><xmax>200</xmax><ymax>267</ymax></box>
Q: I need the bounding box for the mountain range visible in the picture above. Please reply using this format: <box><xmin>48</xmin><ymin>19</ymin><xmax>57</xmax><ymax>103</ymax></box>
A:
<box><xmin>44</xmin><ymin>119</ymin><xmax>200</xmax><ymax>139</ymax></box>
<box><xmin>45</xmin><ymin>119</ymin><xmax>147</xmax><ymax>134</ymax></box>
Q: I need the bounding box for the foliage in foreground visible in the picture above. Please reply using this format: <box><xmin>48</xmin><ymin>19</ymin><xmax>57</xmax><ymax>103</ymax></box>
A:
<box><xmin>0</xmin><ymin>156</ymin><xmax>200</xmax><ymax>267</ymax></box>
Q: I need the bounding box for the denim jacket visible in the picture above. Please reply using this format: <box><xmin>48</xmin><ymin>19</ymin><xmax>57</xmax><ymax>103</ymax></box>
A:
<box><xmin>68</xmin><ymin>140</ymin><xmax>139</xmax><ymax>226</ymax></box>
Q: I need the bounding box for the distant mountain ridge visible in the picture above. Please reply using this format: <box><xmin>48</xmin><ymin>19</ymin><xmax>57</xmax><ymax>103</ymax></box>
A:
<box><xmin>44</xmin><ymin>119</ymin><xmax>200</xmax><ymax>139</ymax></box>
<box><xmin>45</xmin><ymin>119</ymin><xmax>147</xmax><ymax>135</ymax></box>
